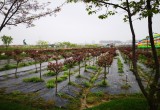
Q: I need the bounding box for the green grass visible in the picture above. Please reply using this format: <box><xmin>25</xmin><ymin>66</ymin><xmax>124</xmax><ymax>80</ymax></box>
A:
<box><xmin>44</xmin><ymin>71</ymin><xmax>56</xmax><ymax>76</ymax></box>
<box><xmin>117</xmin><ymin>58</ymin><xmax>124</xmax><ymax>73</ymax></box>
<box><xmin>85</xmin><ymin>97</ymin><xmax>149</xmax><ymax>110</ymax></box>
<box><xmin>0</xmin><ymin>100</ymin><xmax>37</xmax><ymax>110</ymax></box>
<box><xmin>46</xmin><ymin>79</ymin><xmax>55</xmax><ymax>88</ymax></box>
<box><xmin>121</xmin><ymin>84</ymin><xmax>131</xmax><ymax>90</ymax></box>
<box><xmin>86</xmin><ymin>92</ymin><xmax>105</xmax><ymax>104</ymax></box>
<box><xmin>0</xmin><ymin>64</ymin><xmax>17</xmax><ymax>71</ymax></box>
<box><xmin>23</xmin><ymin>77</ymin><xmax>44</xmax><ymax>82</ymax></box>
<box><xmin>98</xmin><ymin>80</ymin><xmax>109</xmax><ymax>87</ymax></box>
<box><xmin>83</xmin><ymin>81</ymin><xmax>92</xmax><ymax>88</ymax></box>
<box><xmin>86</xmin><ymin>65</ymin><xmax>98</xmax><ymax>71</ymax></box>
<box><xmin>46</xmin><ymin>74</ymin><xmax>68</xmax><ymax>88</ymax></box>
<box><xmin>0</xmin><ymin>89</ymin><xmax>64</xmax><ymax>110</ymax></box>
<box><xmin>62</xmin><ymin>65</ymin><xmax>69</xmax><ymax>71</ymax></box>
<box><xmin>0</xmin><ymin>61</ymin><xmax>36</xmax><ymax>71</ymax></box>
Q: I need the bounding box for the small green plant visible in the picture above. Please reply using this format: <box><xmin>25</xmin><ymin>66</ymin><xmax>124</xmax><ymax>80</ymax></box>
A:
<box><xmin>117</xmin><ymin>58</ymin><xmax>124</xmax><ymax>73</ymax></box>
<box><xmin>98</xmin><ymin>80</ymin><xmax>109</xmax><ymax>87</ymax></box>
<box><xmin>46</xmin><ymin>79</ymin><xmax>55</xmax><ymax>88</ymax></box>
<box><xmin>23</xmin><ymin>77</ymin><xmax>44</xmax><ymax>82</ymax></box>
<box><xmin>121</xmin><ymin>84</ymin><xmax>131</xmax><ymax>90</ymax></box>
<box><xmin>76</xmin><ymin>74</ymin><xmax>82</xmax><ymax>78</ymax></box>
<box><xmin>12</xmin><ymin>90</ymin><xmax>22</xmax><ymax>96</ymax></box>
<box><xmin>86</xmin><ymin>65</ymin><xmax>98</xmax><ymax>71</ymax></box>
<box><xmin>62</xmin><ymin>65</ymin><xmax>69</xmax><ymax>71</ymax></box>
<box><xmin>83</xmin><ymin>81</ymin><xmax>92</xmax><ymax>88</ymax></box>
<box><xmin>44</xmin><ymin>71</ymin><xmax>56</xmax><ymax>76</ymax></box>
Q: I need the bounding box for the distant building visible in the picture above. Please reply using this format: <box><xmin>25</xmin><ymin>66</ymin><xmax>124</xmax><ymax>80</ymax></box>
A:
<box><xmin>99</xmin><ymin>40</ymin><xmax>122</xmax><ymax>47</ymax></box>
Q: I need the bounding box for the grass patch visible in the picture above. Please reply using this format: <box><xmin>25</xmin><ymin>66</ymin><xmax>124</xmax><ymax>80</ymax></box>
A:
<box><xmin>23</xmin><ymin>77</ymin><xmax>44</xmax><ymax>82</ymax></box>
<box><xmin>46</xmin><ymin>74</ymin><xmax>68</xmax><ymax>88</ymax></box>
<box><xmin>66</xmin><ymin>98</ymin><xmax>81</xmax><ymax>110</ymax></box>
<box><xmin>44</xmin><ymin>71</ymin><xmax>56</xmax><ymax>76</ymax></box>
<box><xmin>0</xmin><ymin>61</ymin><xmax>36</xmax><ymax>71</ymax></box>
<box><xmin>117</xmin><ymin>58</ymin><xmax>124</xmax><ymax>73</ymax></box>
<box><xmin>46</xmin><ymin>79</ymin><xmax>55</xmax><ymax>88</ymax></box>
<box><xmin>0</xmin><ymin>64</ymin><xmax>17</xmax><ymax>71</ymax></box>
<box><xmin>121</xmin><ymin>84</ymin><xmax>131</xmax><ymax>90</ymax></box>
<box><xmin>86</xmin><ymin>65</ymin><xmax>98</xmax><ymax>71</ymax></box>
<box><xmin>83</xmin><ymin>81</ymin><xmax>92</xmax><ymax>88</ymax></box>
<box><xmin>76</xmin><ymin>74</ymin><xmax>82</xmax><ymax>78</ymax></box>
<box><xmin>0</xmin><ymin>89</ymin><xmax>65</xmax><ymax>110</ymax></box>
<box><xmin>98</xmin><ymin>80</ymin><xmax>109</xmax><ymax>87</ymax></box>
<box><xmin>62</xmin><ymin>65</ymin><xmax>69</xmax><ymax>71</ymax></box>
<box><xmin>86</xmin><ymin>91</ymin><xmax>105</xmax><ymax>104</ymax></box>
<box><xmin>85</xmin><ymin>97</ymin><xmax>149</xmax><ymax>110</ymax></box>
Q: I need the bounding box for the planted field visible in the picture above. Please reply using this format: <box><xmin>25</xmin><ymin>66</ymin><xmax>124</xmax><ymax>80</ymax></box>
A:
<box><xmin>0</xmin><ymin>47</ymin><xmax>156</xmax><ymax>109</ymax></box>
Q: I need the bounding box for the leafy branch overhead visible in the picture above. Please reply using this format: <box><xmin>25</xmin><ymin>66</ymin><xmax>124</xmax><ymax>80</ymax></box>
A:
<box><xmin>0</xmin><ymin>0</ymin><xmax>66</xmax><ymax>31</ymax></box>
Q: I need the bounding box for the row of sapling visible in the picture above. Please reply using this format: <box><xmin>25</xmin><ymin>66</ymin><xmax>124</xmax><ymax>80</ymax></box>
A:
<box><xmin>73</xmin><ymin>52</ymin><xmax>84</xmax><ymax>77</ymax></box>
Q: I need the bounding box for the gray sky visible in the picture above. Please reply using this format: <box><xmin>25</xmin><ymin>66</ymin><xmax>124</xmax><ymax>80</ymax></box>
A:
<box><xmin>0</xmin><ymin>0</ymin><xmax>160</xmax><ymax>45</ymax></box>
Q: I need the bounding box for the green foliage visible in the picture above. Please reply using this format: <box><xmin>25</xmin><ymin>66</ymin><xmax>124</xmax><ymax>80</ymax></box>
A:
<box><xmin>76</xmin><ymin>74</ymin><xmax>82</xmax><ymax>78</ymax></box>
<box><xmin>23</xmin><ymin>77</ymin><xmax>44</xmax><ymax>82</ymax></box>
<box><xmin>85</xmin><ymin>97</ymin><xmax>148</xmax><ymax>110</ymax></box>
<box><xmin>62</xmin><ymin>65</ymin><xmax>69</xmax><ymax>71</ymax></box>
<box><xmin>0</xmin><ymin>54</ymin><xmax>8</xmax><ymax>60</ymax></box>
<box><xmin>44</xmin><ymin>71</ymin><xmax>56</xmax><ymax>76</ymax></box>
<box><xmin>36</xmin><ymin>40</ymin><xmax>49</xmax><ymax>48</ymax></box>
<box><xmin>46</xmin><ymin>79</ymin><xmax>55</xmax><ymax>88</ymax></box>
<box><xmin>0</xmin><ymin>90</ymin><xmax>58</xmax><ymax>110</ymax></box>
<box><xmin>66</xmin><ymin>98</ymin><xmax>81</xmax><ymax>110</ymax></box>
<box><xmin>121</xmin><ymin>84</ymin><xmax>131</xmax><ymax>90</ymax></box>
<box><xmin>86</xmin><ymin>65</ymin><xmax>98</xmax><ymax>71</ymax></box>
<box><xmin>83</xmin><ymin>81</ymin><xmax>92</xmax><ymax>88</ymax></box>
<box><xmin>117</xmin><ymin>58</ymin><xmax>124</xmax><ymax>73</ymax></box>
<box><xmin>98</xmin><ymin>80</ymin><xmax>109</xmax><ymax>87</ymax></box>
<box><xmin>0</xmin><ymin>61</ymin><xmax>36</xmax><ymax>71</ymax></box>
<box><xmin>86</xmin><ymin>92</ymin><xmax>105</xmax><ymax>104</ymax></box>
<box><xmin>46</xmin><ymin>74</ymin><xmax>68</xmax><ymax>88</ymax></box>
<box><xmin>0</xmin><ymin>64</ymin><xmax>17</xmax><ymax>71</ymax></box>
<box><xmin>1</xmin><ymin>35</ymin><xmax>13</xmax><ymax>49</ymax></box>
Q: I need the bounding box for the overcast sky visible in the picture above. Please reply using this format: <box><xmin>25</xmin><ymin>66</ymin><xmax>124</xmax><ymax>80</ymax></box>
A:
<box><xmin>0</xmin><ymin>0</ymin><xmax>160</xmax><ymax>45</ymax></box>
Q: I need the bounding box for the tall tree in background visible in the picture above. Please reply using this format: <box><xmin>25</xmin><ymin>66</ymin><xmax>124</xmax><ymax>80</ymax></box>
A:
<box><xmin>0</xmin><ymin>0</ymin><xmax>62</xmax><ymax>32</ymax></box>
<box><xmin>0</xmin><ymin>35</ymin><xmax>13</xmax><ymax>50</ymax></box>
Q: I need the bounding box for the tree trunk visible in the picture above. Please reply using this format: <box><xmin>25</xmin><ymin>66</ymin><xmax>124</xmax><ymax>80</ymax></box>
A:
<box><xmin>35</xmin><ymin>61</ymin><xmax>38</xmax><ymax>73</ymax></box>
<box><xmin>126</xmin><ymin>0</ymin><xmax>148</xmax><ymax>99</ymax></box>
<box><xmin>40</xmin><ymin>63</ymin><xmax>41</xmax><ymax>79</ymax></box>
<box><xmin>55</xmin><ymin>72</ymin><xmax>58</xmax><ymax>95</ymax></box>
<box><xmin>84</xmin><ymin>60</ymin><xmax>87</xmax><ymax>71</ymax></box>
<box><xmin>93</xmin><ymin>57</ymin><xmax>94</xmax><ymax>66</ymax></box>
<box><xmin>104</xmin><ymin>67</ymin><xmax>107</xmax><ymax>82</ymax></box>
<box><xmin>79</xmin><ymin>62</ymin><xmax>80</xmax><ymax>76</ymax></box>
<box><xmin>15</xmin><ymin>62</ymin><xmax>18</xmax><ymax>78</ymax></box>
<box><xmin>69</xmin><ymin>68</ymin><xmax>71</xmax><ymax>84</ymax></box>
<box><xmin>147</xmin><ymin>0</ymin><xmax>160</xmax><ymax>110</ymax></box>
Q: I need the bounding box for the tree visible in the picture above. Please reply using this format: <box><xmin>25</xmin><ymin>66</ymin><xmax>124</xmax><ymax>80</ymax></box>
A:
<box><xmin>13</xmin><ymin>49</ymin><xmax>23</xmax><ymax>78</ymax></box>
<box><xmin>1</xmin><ymin>35</ymin><xmax>13</xmax><ymax>50</ymax></box>
<box><xmin>64</xmin><ymin>58</ymin><xmax>75</xmax><ymax>84</ymax></box>
<box><xmin>48</xmin><ymin>62</ymin><xmax>63</xmax><ymax>95</ymax></box>
<box><xmin>98</xmin><ymin>52</ymin><xmax>114</xmax><ymax>86</ymax></box>
<box><xmin>37</xmin><ymin>40</ymin><xmax>49</xmax><ymax>49</ymax></box>
<box><xmin>36</xmin><ymin>54</ymin><xmax>48</xmax><ymax>79</ymax></box>
<box><xmin>0</xmin><ymin>0</ymin><xmax>62</xmax><ymax>32</ymax></box>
